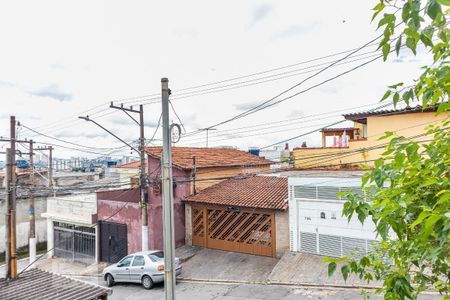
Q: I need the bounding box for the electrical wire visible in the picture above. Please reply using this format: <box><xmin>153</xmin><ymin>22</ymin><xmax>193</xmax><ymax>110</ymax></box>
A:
<box><xmin>19</xmin><ymin>42</ymin><xmax>387</xmax><ymax>138</ymax></box>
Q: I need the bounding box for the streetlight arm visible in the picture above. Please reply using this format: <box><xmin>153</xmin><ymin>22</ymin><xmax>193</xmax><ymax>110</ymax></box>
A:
<box><xmin>78</xmin><ymin>116</ymin><xmax>140</xmax><ymax>154</ymax></box>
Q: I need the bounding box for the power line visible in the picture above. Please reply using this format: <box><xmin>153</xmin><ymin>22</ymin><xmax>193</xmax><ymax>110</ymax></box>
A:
<box><xmin>260</xmin><ymin>102</ymin><xmax>393</xmax><ymax>149</ymax></box>
<box><xmin>180</xmin><ymin>102</ymin><xmax>389</xmax><ymax>144</ymax></box>
<box><xmin>190</xmin><ymin>37</ymin><xmax>387</xmax><ymax>133</ymax></box>
<box><xmin>18</xmin><ymin>123</ymin><xmax>126</xmax><ymax>151</ymax></box>
<box><xmin>18</xmin><ymin>43</ymin><xmax>385</xmax><ymax>138</ymax></box>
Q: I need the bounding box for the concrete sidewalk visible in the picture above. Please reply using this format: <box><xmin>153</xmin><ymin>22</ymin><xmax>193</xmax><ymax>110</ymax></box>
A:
<box><xmin>0</xmin><ymin>256</ymin><xmax>108</xmax><ymax>278</ymax></box>
<box><xmin>179</xmin><ymin>248</ymin><xmax>279</xmax><ymax>283</ymax></box>
<box><xmin>179</xmin><ymin>247</ymin><xmax>379</xmax><ymax>289</ymax></box>
<box><xmin>268</xmin><ymin>251</ymin><xmax>379</xmax><ymax>288</ymax></box>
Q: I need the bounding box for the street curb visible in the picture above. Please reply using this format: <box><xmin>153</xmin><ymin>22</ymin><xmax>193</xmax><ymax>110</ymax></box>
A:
<box><xmin>177</xmin><ymin>277</ymin><xmax>382</xmax><ymax>290</ymax></box>
<box><xmin>57</xmin><ymin>273</ymin><xmax>103</xmax><ymax>278</ymax></box>
<box><xmin>0</xmin><ymin>257</ymin><xmax>30</xmax><ymax>268</ymax></box>
<box><xmin>178</xmin><ymin>278</ymin><xmax>441</xmax><ymax>296</ymax></box>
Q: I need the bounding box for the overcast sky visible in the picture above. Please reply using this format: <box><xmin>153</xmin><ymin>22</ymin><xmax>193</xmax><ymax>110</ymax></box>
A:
<box><xmin>0</xmin><ymin>1</ymin><xmax>428</xmax><ymax>159</ymax></box>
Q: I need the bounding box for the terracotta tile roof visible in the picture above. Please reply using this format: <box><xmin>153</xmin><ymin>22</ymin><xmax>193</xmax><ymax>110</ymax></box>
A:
<box><xmin>184</xmin><ymin>176</ymin><xmax>288</xmax><ymax>211</ymax></box>
<box><xmin>320</xmin><ymin>127</ymin><xmax>359</xmax><ymax>132</ymax></box>
<box><xmin>343</xmin><ymin>105</ymin><xmax>438</xmax><ymax>121</ymax></box>
<box><xmin>0</xmin><ymin>268</ymin><xmax>111</xmax><ymax>300</ymax></box>
<box><xmin>114</xmin><ymin>160</ymin><xmax>142</xmax><ymax>168</ymax></box>
<box><xmin>145</xmin><ymin>147</ymin><xmax>273</xmax><ymax>170</ymax></box>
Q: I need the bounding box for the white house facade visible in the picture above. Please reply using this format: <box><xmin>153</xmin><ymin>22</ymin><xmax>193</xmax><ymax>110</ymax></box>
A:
<box><xmin>288</xmin><ymin>177</ymin><xmax>379</xmax><ymax>258</ymax></box>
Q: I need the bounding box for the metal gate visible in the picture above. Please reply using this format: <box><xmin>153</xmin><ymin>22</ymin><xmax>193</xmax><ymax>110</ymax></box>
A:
<box><xmin>98</xmin><ymin>221</ymin><xmax>128</xmax><ymax>263</ymax></box>
<box><xmin>54</xmin><ymin>222</ymin><xmax>96</xmax><ymax>264</ymax></box>
<box><xmin>192</xmin><ymin>205</ymin><xmax>275</xmax><ymax>257</ymax></box>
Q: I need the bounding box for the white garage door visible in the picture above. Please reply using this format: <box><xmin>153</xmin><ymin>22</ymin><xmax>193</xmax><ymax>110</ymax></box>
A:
<box><xmin>299</xmin><ymin>231</ymin><xmax>378</xmax><ymax>258</ymax></box>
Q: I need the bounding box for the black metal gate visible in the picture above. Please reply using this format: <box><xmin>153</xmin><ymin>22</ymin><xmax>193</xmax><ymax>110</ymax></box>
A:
<box><xmin>54</xmin><ymin>222</ymin><xmax>96</xmax><ymax>264</ymax></box>
<box><xmin>98</xmin><ymin>221</ymin><xmax>128</xmax><ymax>263</ymax></box>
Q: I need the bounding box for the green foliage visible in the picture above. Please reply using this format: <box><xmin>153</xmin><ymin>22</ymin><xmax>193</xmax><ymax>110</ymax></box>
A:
<box><xmin>328</xmin><ymin>122</ymin><xmax>450</xmax><ymax>299</ymax></box>
<box><xmin>374</xmin><ymin>0</ymin><xmax>449</xmax><ymax>110</ymax></box>
<box><xmin>325</xmin><ymin>1</ymin><xmax>450</xmax><ymax>298</ymax></box>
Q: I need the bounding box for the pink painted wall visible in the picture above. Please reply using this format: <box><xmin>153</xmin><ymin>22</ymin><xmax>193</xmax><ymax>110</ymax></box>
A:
<box><xmin>147</xmin><ymin>156</ymin><xmax>189</xmax><ymax>250</ymax></box>
<box><xmin>97</xmin><ymin>156</ymin><xmax>190</xmax><ymax>255</ymax></box>
<box><xmin>97</xmin><ymin>189</ymin><xmax>142</xmax><ymax>254</ymax></box>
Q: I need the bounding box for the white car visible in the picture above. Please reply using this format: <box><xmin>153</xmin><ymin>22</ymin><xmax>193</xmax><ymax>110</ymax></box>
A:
<box><xmin>102</xmin><ymin>250</ymin><xmax>182</xmax><ymax>289</ymax></box>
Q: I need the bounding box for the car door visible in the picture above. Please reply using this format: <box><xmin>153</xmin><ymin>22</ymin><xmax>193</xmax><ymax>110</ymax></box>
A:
<box><xmin>115</xmin><ymin>255</ymin><xmax>133</xmax><ymax>282</ymax></box>
<box><xmin>129</xmin><ymin>255</ymin><xmax>146</xmax><ymax>283</ymax></box>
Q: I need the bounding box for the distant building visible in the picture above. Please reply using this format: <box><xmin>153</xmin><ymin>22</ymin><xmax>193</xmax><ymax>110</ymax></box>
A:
<box><xmin>258</xmin><ymin>143</ymin><xmax>291</xmax><ymax>168</ymax></box>
<box><xmin>293</xmin><ymin>106</ymin><xmax>445</xmax><ymax>169</ymax></box>
<box><xmin>105</xmin><ymin>160</ymin><xmax>141</xmax><ymax>189</ymax></box>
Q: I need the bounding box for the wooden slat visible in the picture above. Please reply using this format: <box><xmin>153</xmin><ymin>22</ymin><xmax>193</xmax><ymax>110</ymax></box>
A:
<box><xmin>223</xmin><ymin>212</ymin><xmax>252</xmax><ymax>241</ymax></box>
<box><xmin>246</xmin><ymin>217</ymin><xmax>271</xmax><ymax>244</ymax></box>
<box><xmin>234</xmin><ymin>214</ymin><xmax>263</xmax><ymax>242</ymax></box>
<box><xmin>209</xmin><ymin>212</ymin><xmax>238</xmax><ymax>239</ymax></box>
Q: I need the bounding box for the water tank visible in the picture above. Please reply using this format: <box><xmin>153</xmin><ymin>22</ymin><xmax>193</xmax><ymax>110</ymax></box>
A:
<box><xmin>16</xmin><ymin>159</ymin><xmax>29</xmax><ymax>169</ymax></box>
<box><xmin>248</xmin><ymin>148</ymin><xmax>260</xmax><ymax>156</ymax></box>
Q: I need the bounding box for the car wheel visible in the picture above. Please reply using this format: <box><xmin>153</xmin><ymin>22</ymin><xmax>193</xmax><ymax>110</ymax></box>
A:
<box><xmin>106</xmin><ymin>274</ymin><xmax>115</xmax><ymax>287</ymax></box>
<box><xmin>142</xmin><ymin>275</ymin><xmax>154</xmax><ymax>289</ymax></box>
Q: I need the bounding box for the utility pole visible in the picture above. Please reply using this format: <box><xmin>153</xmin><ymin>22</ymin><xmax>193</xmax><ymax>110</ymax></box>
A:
<box><xmin>203</xmin><ymin>128</ymin><xmax>217</xmax><ymax>148</ymax></box>
<box><xmin>28</xmin><ymin>140</ymin><xmax>36</xmax><ymax>268</ymax></box>
<box><xmin>192</xmin><ymin>156</ymin><xmax>197</xmax><ymax>195</ymax></box>
<box><xmin>161</xmin><ymin>78</ymin><xmax>176</xmax><ymax>300</ymax></box>
<box><xmin>5</xmin><ymin>148</ymin><xmax>12</xmax><ymax>280</ymax></box>
<box><xmin>109</xmin><ymin>102</ymin><xmax>149</xmax><ymax>251</ymax></box>
<box><xmin>36</xmin><ymin>146</ymin><xmax>53</xmax><ymax>188</ymax></box>
<box><xmin>48</xmin><ymin>146</ymin><xmax>53</xmax><ymax>188</ymax></box>
<box><xmin>8</xmin><ymin>115</ymin><xmax>17</xmax><ymax>279</ymax></box>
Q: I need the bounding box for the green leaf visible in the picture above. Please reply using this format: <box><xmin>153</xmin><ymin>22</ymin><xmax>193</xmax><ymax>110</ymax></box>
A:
<box><xmin>381</xmin><ymin>90</ymin><xmax>391</xmax><ymax>101</ymax></box>
<box><xmin>328</xmin><ymin>262</ymin><xmax>337</xmax><ymax>277</ymax></box>
<box><xmin>395</xmin><ymin>36</ymin><xmax>402</xmax><ymax>55</ymax></box>
<box><xmin>420</xmin><ymin>178</ymin><xmax>437</xmax><ymax>187</ymax></box>
<box><xmin>393</xmin><ymin>92</ymin><xmax>400</xmax><ymax>105</ymax></box>
<box><xmin>406</xmin><ymin>37</ymin><xmax>417</xmax><ymax>55</ymax></box>
<box><xmin>427</xmin><ymin>0</ymin><xmax>442</xmax><ymax>20</ymax></box>
<box><xmin>402</xmin><ymin>2</ymin><xmax>411</xmax><ymax>23</ymax></box>
<box><xmin>341</xmin><ymin>264</ymin><xmax>351</xmax><ymax>281</ymax></box>
<box><xmin>435</xmin><ymin>192</ymin><xmax>450</xmax><ymax>206</ymax></box>
<box><xmin>422</xmin><ymin>214</ymin><xmax>441</xmax><ymax>239</ymax></box>
<box><xmin>438</xmin><ymin>0</ymin><xmax>450</xmax><ymax>5</ymax></box>
<box><xmin>420</xmin><ymin>33</ymin><xmax>434</xmax><ymax>47</ymax></box>
<box><xmin>411</xmin><ymin>210</ymin><xmax>431</xmax><ymax>228</ymax></box>
<box><xmin>379</xmin><ymin>131</ymin><xmax>394</xmax><ymax>140</ymax></box>
<box><xmin>382</xmin><ymin>43</ymin><xmax>390</xmax><ymax>61</ymax></box>
<box><xmin>372</xmin><ymin>2</ymin><xmax>385</xmax><ymax>21</ymax></box>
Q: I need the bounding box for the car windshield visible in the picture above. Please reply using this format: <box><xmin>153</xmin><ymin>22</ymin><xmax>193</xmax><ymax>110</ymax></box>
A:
<box><xmin>148</xmin><ymin>251</ymin><xmax>164</xmax><ymax>262</ymax></box>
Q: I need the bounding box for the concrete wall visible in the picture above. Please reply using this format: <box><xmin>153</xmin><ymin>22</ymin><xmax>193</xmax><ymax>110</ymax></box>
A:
<box><xmin>275</xmin><ymin>211</ymin><xmax>289</xmax><ymax>258</ymax></box>
<box><xmin>0</xmin><ymin>196</ymin><xmax>47</xmax><ymax>253</ymax></box>
<box><xmin>43</xmin><ymin>193</ymin><xmax>97</xmax><ymax>225</ymax></box>
<box><xmin>293</xmin><ymin>111</ymin><xmax>446</xmax><ymax>168</ymax></box>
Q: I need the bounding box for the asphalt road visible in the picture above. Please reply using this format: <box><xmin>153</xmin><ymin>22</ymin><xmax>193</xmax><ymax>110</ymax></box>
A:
<box><xmin>75</xmin><ymin>276</ymin><xmax>442</xmax><ymax>300</ymax></box>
